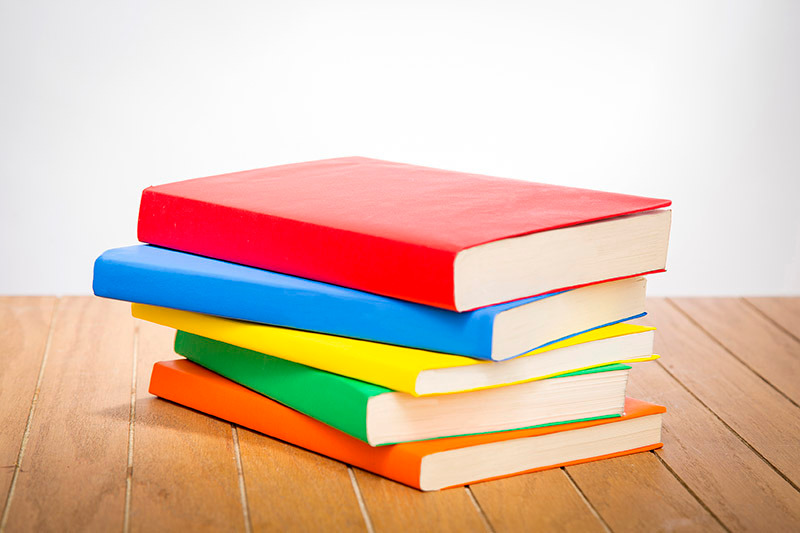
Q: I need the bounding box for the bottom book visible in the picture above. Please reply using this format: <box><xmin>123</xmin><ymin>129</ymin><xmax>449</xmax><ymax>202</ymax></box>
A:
<box><xmin>150</xmin><ymin>359</ymin><xmax>666</xmax><ymax>491</ymax></box>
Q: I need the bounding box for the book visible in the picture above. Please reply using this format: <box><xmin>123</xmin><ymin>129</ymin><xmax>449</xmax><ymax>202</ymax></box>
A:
<box><xmin>133</xmin><ymin>303</ymin><xmax>657</xmax><ymax>395</ymax></box>
<box><xmin>94</xmin><ymin>244</ymin><xmax>648</xmax><ymax>360</ymax></box>
<box><xmin>175</xmin><ymin>331</ymin><xmax>631</xmax><ymax>446</ymax></box>
<box><xmin>137</xmin><ymin>157</ymin><xmax>672</xmax><ymax>311</ymax></box>
<box><xmin>150</xmin><ymin>359</ymin><xmax>665</xmax><ymax>491</ymax></box>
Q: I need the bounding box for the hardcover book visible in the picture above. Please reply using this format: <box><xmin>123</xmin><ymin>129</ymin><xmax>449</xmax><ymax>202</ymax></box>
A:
<box><xmin>94</xmin><ymin>244</ymin><xmax>647</xmax><ymax>360</ymax></box>
<box><xmin>137</xmin><ymin>157</ymin><xmax>671</xmax><ymax>310</ymax></box>
<box><xmin>149</xmin><ymin>359</ymin><xmax>665</xmax><ymax>491</ymax></box>
<box><xmin>176</xmin><ymin>331</ymin><xmax>631</xmax><ymax>446</ymax></box>
<box><xmin>133</xmin><ymin>303</ymin><xmax>657</xmax><ymax>395</ymax></box>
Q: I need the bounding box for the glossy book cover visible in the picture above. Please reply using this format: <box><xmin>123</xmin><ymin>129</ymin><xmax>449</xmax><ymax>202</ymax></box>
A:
<box><xmin>137</xmin><ymin>157</ymin><xmax>670</xmax><ymax>310</ymax></box>
<box><xmin>133</xmin><ymin>302</ymin><xmax>657</xmax><ymax>396</ymax></box>
<box><xmin>149</xmin><ymin>359</ymin><xmax>665</xmax><ymax>491</ymax></box>
<box><xmin>94</xmin><ymin>244</ymin><xmax>645</xmax><ymax>359</ymax></box>
<box><xmin>174</xmin><ymin>330</ymin><xmax>631</xmax><ymax>445</ymax></box>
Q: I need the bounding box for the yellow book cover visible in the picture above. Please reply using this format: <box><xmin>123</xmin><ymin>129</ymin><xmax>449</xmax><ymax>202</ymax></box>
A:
<box><xmin>132</xmin><ymin>303</ymin><xmax>657</xmax><ymax>396</ymax></box>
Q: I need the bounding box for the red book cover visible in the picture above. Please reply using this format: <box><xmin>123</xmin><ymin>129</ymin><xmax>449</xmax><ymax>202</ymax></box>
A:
<box><xmin>138</xmin><ymin>157</ymin><xmax>671</xmax><ymax>310</ymax></box>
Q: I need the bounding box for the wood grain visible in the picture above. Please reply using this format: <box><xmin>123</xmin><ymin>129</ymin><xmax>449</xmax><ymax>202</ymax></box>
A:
<box><xmin>236</xmin><ymin>430</ymin><xmax>367</xmax><ymax>533</ymax></box>
<box><xmin>3</xmin><ymin>296</ymin><xmax>800</xmax><ymax>531</ymax></box>
<box><xmin>353</xmin><ymin>469</ymin><xmax>487</xmax><ymax>533</ymax></box>
<box><xmin>745</xmin><ymin>297</ymin><xmax>800</xmax><ymax>341</ymax></box>
<box><xmin>670</xmin><ymin>297</ymin><xmax>800</xmax><ymax>404</ymax></box>
<box><xmin>469</xmin><ymin>468</ymin><xmax>605</xmax><ymax>532</ymax></box>
<box><xmin>0</xmin><ymin>297</ymin><xmax>56</xmax><ymax>505</ymax></box>
<box><xmin>3</xmin><ymin>297</ymin><xmax>133</xmax><ymax>532</ymax></box>
<box><xmin>641</xmin><ymin>299</ymin><xmax>800</xmax><ymax>487</ymax></box>
<box><xmin>567</xmin><ymin>452</ymin><xmax>724</xmax><ymax>533</ymax></box>
<box><xmin>129</xmin><ymin>319</ymin><xmax>246</xmax><ymax>532</ymax></box>
<box><xmin>625</xmin><ymin>334</ymin><xmax>800</xmax><ymax>531</ymax></box>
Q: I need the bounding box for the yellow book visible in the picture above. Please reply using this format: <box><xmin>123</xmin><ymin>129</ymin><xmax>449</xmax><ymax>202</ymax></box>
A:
<box><xmin>132</xmin><ymin>303</ymin><xmax>657</xmax><ymax>396</ymax></box>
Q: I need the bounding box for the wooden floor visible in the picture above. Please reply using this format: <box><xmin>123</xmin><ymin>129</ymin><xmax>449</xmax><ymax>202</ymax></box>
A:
<box><xmin>1</xmin><ymin>297</ymin><xmax>799</xmax><ymax>532</ymax></box>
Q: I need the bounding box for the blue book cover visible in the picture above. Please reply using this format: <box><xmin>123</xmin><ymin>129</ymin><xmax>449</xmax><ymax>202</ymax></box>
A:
<box><xmin>92</xmin><ymin>245</ymin><xmax>645</xmax><ymax>360</ymax></box>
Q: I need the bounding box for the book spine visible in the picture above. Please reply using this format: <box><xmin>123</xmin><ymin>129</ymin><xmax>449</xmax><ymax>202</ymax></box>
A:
<box><xmin>174</xmin><ymin>331</ymin><xmax>373</xmax><ymax>443</ymax></box>
<box><xmin>137</xmin><ymin>190</ymin><xmax>460</xmax><ymax>310</ymax></box>
<box><xmin>92</xmin><ymin>247</ymin><xmax>496</xmax><ymax>359</ymax></box>
<box><xmin>149</xmin><ymin>361</ymin><xmax>424</xmax><ymax>489</ymax></box>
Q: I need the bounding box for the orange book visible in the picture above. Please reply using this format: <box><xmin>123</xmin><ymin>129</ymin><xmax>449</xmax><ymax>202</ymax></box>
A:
<box><xmin>150</xmin><ymin>359</ymin><xmax>665</xmax><ymax>491</ymax></box>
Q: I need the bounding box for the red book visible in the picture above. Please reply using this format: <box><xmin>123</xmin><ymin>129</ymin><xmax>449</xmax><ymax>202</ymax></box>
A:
<box><xmin>138</xmin><ymin>157</ymin><xmax>671</xmax><ymax>311</ymax></box>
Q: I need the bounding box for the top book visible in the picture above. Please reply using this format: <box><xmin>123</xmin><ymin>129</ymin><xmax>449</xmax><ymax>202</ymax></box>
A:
<box><xmin>138</xmin><ymin>157</ymin><xmax>671</xmax><ymax>311</ymax></box>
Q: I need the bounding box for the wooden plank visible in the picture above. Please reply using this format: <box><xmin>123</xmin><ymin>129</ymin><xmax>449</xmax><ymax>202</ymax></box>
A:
<box><xmin>566</xmin><ymin>452</ymin><xmax>724</xmax><ymax>532</ymax></box>
<box><xmin>626</xmin><ymin>317</ymin><xmax>800</xmax><ymax>531</ymax></box>
<box><xmin>3</xmin><ymin>297</ymin><xmax>134</xmax><ymax>532</ymax></box>
<box><xmin>0</xmin><ymin>297</ymin><xmax>56</xmax><ymax>505</ymax></box>
<box><xmin>2</xmin><ymin>294</ymin><xmax>799</xmax><ymax>531</ymax></box>
<box><xmin>353</xmin><ymin>469</ymin><xmax>487</xmax><ymax>533</ymax></box>
<box><xmin>129</xmin><ymin>319</ymin><xmax>246</xmax><ymax>532</ymax></box>
<box><xmin>745</xmin><ymin>297</ymin><xmax>800</xmax><ymax>341</ymax></box>
<box><xmin>236</xmin><ymin>430</ymin><xmax>367</xmax><ymax>532</ymax></box>
<box><xmin>470</xmin><ymin>468</ymin><xmax>606</xmax><ymax>532</ymax></box>
<box><xmin>642</xmin><ymin>299</ymin><xmax>800</xmax><ymax>487</ymax></box>
<box><xmin>670</xmin><ymin>298</ymin><xmax>800</xmax><ymax>404</ymax></box>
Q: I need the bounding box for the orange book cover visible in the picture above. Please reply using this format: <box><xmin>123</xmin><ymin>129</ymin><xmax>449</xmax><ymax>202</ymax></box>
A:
<box><xmin>149</xmin><ymin>359</ymin><xmax>665</xmax><ymax>490</ymax></box>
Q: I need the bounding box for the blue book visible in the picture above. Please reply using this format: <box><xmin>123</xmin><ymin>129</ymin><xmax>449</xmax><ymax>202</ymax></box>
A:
<box><xmin>92</xmin><ymin>245</ymin><xmax>647</xmax><ymax>361</ymax></box>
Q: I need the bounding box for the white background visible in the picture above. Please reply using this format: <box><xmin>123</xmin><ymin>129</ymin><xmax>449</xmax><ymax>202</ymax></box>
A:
<box><xmin>1</xmin><ymin>0</ymin><xmax>798</xmax><ymax>296</ymax></box>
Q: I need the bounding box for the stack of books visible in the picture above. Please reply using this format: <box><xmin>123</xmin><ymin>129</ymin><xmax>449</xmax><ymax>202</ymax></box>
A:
<box><xmin>93</xmin><ymin>157</ymin><xmax>671</xmax><ymax>491</ymax></box>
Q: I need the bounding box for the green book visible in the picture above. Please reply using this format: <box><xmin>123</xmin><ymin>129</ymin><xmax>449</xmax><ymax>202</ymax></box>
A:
<box><xmin>174</xmin><ymin>331</ymin><xmax>631</xmax><ymax>446</ymax></box>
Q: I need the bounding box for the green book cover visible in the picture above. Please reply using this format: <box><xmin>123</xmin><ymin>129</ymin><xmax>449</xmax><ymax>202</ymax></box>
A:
<box><xmin>173</xmin><ymin>331</ymin><xmax>629</xmax><ymax>445</ymax></box>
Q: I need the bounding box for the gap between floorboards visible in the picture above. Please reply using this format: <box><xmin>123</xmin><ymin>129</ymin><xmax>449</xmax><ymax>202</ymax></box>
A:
<box><xmin>0</xmin><ymin>298</ymin><xmax>59</xmax><ymax>533</ymax></box>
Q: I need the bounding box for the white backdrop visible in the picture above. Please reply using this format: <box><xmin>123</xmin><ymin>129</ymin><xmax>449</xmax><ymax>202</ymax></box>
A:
<box><xmin>1</xmin><ymin>0</ymin><xmax>798</xmax><ymax>296</ymax></box>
